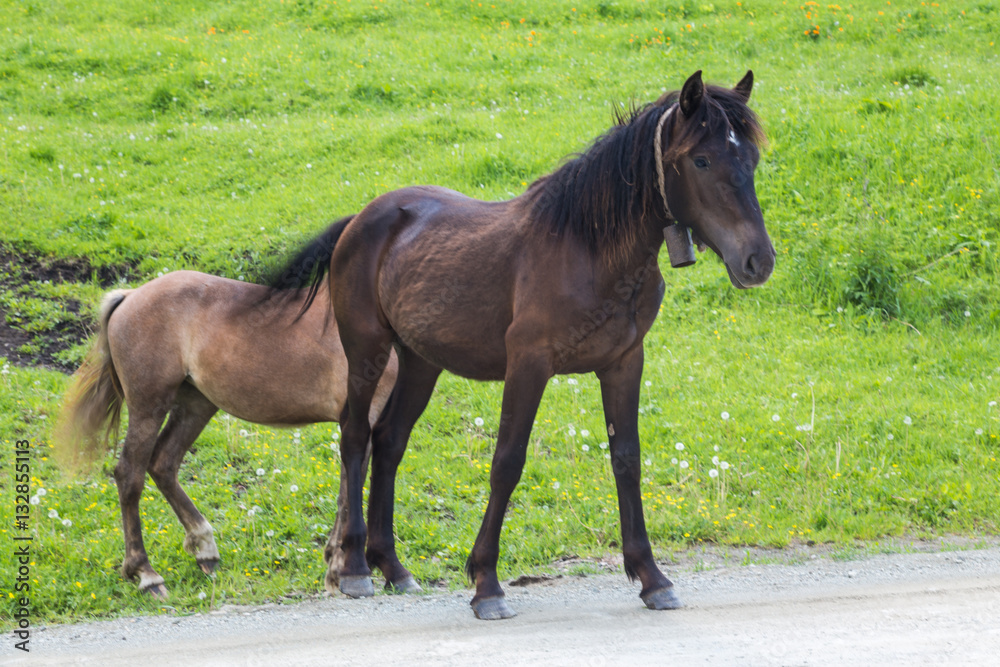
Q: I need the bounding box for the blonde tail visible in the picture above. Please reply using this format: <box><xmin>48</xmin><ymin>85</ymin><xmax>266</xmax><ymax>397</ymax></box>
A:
<box><xmin>54</xmin><ymin>290</ymin><xmax>129</xmax><ymax>474</ymax></box>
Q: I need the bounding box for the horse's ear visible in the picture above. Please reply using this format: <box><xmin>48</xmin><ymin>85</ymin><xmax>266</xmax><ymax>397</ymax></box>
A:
<box><xmin>734</xmin><ymin>70</ymin><xmax>754</xmax><ymax>103</ymax></box>
<box><xmin>679</xmin><ymin>70</ymin><xmax>704</xmax><ymax>118</ymax></box>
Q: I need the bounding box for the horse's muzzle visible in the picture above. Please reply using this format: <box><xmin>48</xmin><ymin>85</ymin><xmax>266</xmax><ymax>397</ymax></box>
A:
<box><xmin>727</xmin><ymin>245</ymin><xmax>775</xmax><ymax>289</ymax></box>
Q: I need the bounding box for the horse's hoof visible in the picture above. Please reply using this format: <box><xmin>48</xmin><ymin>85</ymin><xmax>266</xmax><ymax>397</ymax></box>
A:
<box><xmin>198</xmin><ymin>558</ymin><xmax>219</xmax><ymax>576</ymax></box>
<box><xmin>142</xmin><ymin>583</ymin><xmax>170</xmax><ymax>600</ymax></box>
<box><xmin>641</xmin><ymin>586</ymin><xmax>683</xmax><ymax>610</ymax></box>
<box><xmin>471</xmin><ymin>596</ymin><xmax>517</xmax><ymax>620</ymax></box>
<box><xmin>386</xmin><ymin>576</ymin><xmax>423</xmax><ymax>594</ymax></box>
<box><xmin>339</xmin><ymin>574</ymin><xmax>375</xmax><ymax>598</ymax></box>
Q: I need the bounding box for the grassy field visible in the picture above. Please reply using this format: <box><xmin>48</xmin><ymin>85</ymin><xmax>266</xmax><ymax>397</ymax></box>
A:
<box><xmin>2</xmin><ymin>0</ymin><xmax>999</xmax><ymax>625</ymax></box>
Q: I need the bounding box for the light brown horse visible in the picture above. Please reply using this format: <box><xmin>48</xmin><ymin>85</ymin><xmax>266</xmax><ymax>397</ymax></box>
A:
<box><xmin>56</xmin><ymin>217</ymin><xmax>401</xmax><ymax>598</ymax></box>
<box><xmin>293</xmin><ymin>70</ymin><xmax>773</xmax><ymax>619</ymax></box>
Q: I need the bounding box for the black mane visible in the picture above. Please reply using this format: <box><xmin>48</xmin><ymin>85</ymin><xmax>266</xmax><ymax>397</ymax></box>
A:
<box><xmin>262</xmin><ymin>214</ymin><xmax>354</xmax><ymax>321</ymax></box>
<box><xmin>528</xmin><ymin>84</ymin><xmax>764</xmax><ymax>264</ymax></box>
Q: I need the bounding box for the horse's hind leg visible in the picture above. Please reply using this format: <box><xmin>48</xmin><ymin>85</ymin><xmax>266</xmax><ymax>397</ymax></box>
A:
<box><xmin>364</xmin><ymin>347</ymin><xmax>441</xmax><ymax>593</ymax></box>
<box><xmin>115</xmin><ymin>401</ymin><xmax>173</xmax><ymax>598</ymax></box>
<box><xmin>147</xmin><ymin>384</ymin><xmax>220</xmax><ymax>575</ymax></box>
<box><xmin>331</xmin><ymin>329</ymin><xmax>395</xmax><ymax>598</ymax></box>
<box><xmin>325</xmin><ymin>440</ymin><xmax>371</xmax><ymax>586</ymax></box>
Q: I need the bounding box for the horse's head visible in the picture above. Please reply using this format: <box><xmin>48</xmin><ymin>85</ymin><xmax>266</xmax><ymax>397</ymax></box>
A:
<box><xmin>661</xmin><ymin>70</ymin><xmax>775</xmax><ymax>289</ymax></box>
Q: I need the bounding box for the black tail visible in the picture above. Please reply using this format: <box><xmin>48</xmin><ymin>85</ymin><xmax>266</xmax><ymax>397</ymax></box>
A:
<box><xmin>267</xmin><ymin>214</ymin><xmax>354</xmax><ymax>320</ymax></box>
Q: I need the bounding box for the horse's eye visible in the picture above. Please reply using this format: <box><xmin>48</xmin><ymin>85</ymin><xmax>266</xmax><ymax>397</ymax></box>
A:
<box><xmin>693</xmin><ymin>156</ymin><xmax>710</xmax><ymax>170</ymax></box>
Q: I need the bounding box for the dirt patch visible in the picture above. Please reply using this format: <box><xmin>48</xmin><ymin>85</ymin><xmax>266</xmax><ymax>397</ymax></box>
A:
<box><xmin>0</xmin><ymin>301</ymin><xmax>89</xmax><ymax>371</ymax></box>
<box><xmin>0</xmin><ymin>245</ymin><xmax>140</xmax><ymax>371</ymax></box>
<box><xmin>0</xmin><ymin>246</ymin><xmax>139</xmax><ymax>287</ymax></box>
<box><xmin>0</xmin><ymin>315</ymin><xmax>41</xmax><ymax>367</ymax></box>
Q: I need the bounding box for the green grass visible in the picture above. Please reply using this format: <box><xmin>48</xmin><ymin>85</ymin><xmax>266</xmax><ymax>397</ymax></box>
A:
<box><xmin>2</xmin><ymin>0</ymin><xmax>999</xmax><ymax>626</ymax></box>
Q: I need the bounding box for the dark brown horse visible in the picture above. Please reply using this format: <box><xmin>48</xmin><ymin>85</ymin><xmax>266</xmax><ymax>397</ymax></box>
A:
<box><xmin>287</xmin><ymin>70</ymin><xmax>773</xmax><ymax>619</ymax></box>
<box><xmin>56</xmin><ymin>217</ymin><xmax>400</xmax><ymax>598</ymax></box>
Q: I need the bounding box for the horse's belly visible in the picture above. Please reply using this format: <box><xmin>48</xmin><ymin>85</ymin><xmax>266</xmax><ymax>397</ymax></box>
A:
<box><xmin>394</xmin><ymin>319</ymin><xmax>509</xmax><ymax>381</ymax></box>
<box><xmin>188</xmin><ymin>341</ymin><xmax>343</xmax><ymax>424</ymax></box>
<box><xmin>382</xmin><ymin>272</ymin><xmax>512</xmax><ymax>380</ymax></box>
<box><xmin>552</xmin><ymin>317</ymin><xmax>640</xmax><ymax>375</ymax></box>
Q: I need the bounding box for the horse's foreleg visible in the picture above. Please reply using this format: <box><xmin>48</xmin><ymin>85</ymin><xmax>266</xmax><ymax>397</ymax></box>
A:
<box><xmin>598</xmin><ymin>345</ymin><xmax>682</xmax><ymax>611</ymax></box>
<box><xmin>334</xmin><ymin>334</ymin><xmax>395</xmax><ymax>598</ymax></box>
<box><xmin>115</xmin><ymin>406</ymin><xmax>171</xmax><ymax>598</ymax></box>
<box><xmin>148</xmin><ymin>387</ymin><xmax>220</xmax><ymax>575</ymax></box>
<box><xmin>466</xmin><ymin>353</ymin><xmax>551</xmax><ymax>620</ymax></box>
<box><xmin>365</xmin><ymin>349</ymin><xmax>441</xmax><ymax>593</ymax></box>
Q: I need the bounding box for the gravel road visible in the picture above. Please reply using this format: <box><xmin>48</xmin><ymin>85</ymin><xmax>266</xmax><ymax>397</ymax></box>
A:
<box><xmin>7</xmin><ymin>539</ymin><xmax>1000</xmax><ymax>666</ymax></box>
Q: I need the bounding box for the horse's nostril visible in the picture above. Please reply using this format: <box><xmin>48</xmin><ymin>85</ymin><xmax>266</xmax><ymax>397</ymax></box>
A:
<box><xmin>743</xmin><ymin>250</ymin><xmax>775</xmax><ymax>283</ymax></box>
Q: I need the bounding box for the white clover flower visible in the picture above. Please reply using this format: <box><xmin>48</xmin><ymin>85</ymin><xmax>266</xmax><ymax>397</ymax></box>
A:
<box><xmin>290</xmin><ymin>485</ymin><xmax>299</xmax><ymax>493</ymax></box>
<box><xmin>675</xmin><ymin>442</ymin><xmax>685</xmax><ymax>451</ymax></box>
<box><xmin>474</xmin><ymin>417</ymin><xmax>484</xmax><ymax>427</ymax></box>
<box><xmin>709</xmin><ymin>469</ymin><xmax>719</xmax><ymax>478</ymax></box>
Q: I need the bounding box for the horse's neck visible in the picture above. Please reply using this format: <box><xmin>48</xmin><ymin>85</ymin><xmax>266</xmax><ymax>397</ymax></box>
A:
<box><xmin>620</xmin><ymin>222</ymin><xmax>668</xmax><ymax>273</ymax></box>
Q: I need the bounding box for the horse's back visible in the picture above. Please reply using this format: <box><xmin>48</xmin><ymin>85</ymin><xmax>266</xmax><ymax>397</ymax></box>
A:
<box><xmin>333</xmin><ymin>187</ymin><xmax>523</xmax><ymax>380</ymax></box>
<box><xmin>104</xmin><ymin>270</ymin><xmax>378</xmax><ymax>424</ymax></box>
